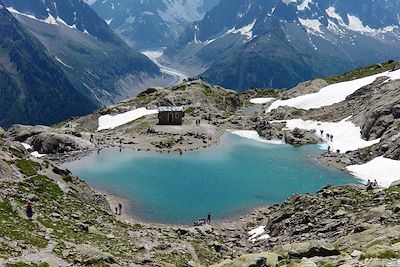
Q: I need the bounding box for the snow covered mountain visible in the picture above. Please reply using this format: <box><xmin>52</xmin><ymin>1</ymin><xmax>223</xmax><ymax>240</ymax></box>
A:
<box><xmin>164</xmin><ymin>0</ymin><xmax>400</xmax><ymax>90</ymax></box>
<box><xmin>2</xmin><ymin>0</ymin><xmax>162</xmax><ymax>105</ymax></box>
<box><xmin>0</xmin><ymin>3</ymin><xmax>97</xmax><ymax>127</ymax></box>
<box><xmin>88</xmin><ymin>0</ymin><xmax>220</xmax><ymax>49</ymax></box>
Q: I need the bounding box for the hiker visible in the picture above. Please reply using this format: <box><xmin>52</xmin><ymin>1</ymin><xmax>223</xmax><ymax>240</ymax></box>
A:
<box><xmin>366</xmin><ymin>179</ymin><xmax>374</xmax><ymax>190</ymax></box>
<box><xmin>330</xmin><ymin>134</ymin><xmax>334</xmax><ymax>141</ymax></box>
<box><xmin>26</xmin><ymin>202</ymin><xmax>34</xmax><ymax>219</ymax></box>
<box><xmin>320</xmin><ymin>130</ymin><xmax>324</xmax><ymax>136</ymax></box>
<box><xmin>207</xmin><ymin>212</ymin><xmax>211</xmax><ymax>224</ymax></box>
<box><xmin>327</xmin><ymin>146</ymin><xmax>331</xmax><ymax>153</ymax></box>
<box><xmin>326</xmin><ymin>133</ymin><xmax>330</xmax><ymax>140</ymax></box>
<box><xmin>118</xmin><ymin>203</ymin><xmax>122</xmax><ymax>215</ymax></box>
<box><xmin>115</xmin><ymin>207</ymin><xmax>118</xmax><ymax>215</ymax></box>
<box><xmin>373</xmin><ymin>179</ymin><xmax>378</xmax><ymax>187</ymax></box>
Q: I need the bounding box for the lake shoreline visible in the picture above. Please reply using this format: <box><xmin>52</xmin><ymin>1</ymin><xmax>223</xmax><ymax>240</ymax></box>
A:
<box><xmin>64</xmin><ymin>132</ymin><xmax>359</xmax><ymax>226</ymax></box>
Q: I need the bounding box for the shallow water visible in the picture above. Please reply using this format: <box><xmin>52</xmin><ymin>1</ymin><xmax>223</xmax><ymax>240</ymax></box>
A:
<box><xmin>65</xmin><ymin>133</ymin><xmax>358</xmax><ymax>224</ymax></box>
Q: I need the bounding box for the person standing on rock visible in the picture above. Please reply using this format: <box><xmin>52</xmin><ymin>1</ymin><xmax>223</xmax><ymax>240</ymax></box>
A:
<box><xmin>118</xmin><ymin>203</ymin><xmax>122</xmax><ymax>215</ymax></box>
<box><xmin>207</xmin><ymin>212</ymin><xmax>211</xmax><ymax>224</ymax></box>
<box><xmin>26</xmin><ymin>202</ymin><xmax>34</xmax><ymax>219</ymax></box>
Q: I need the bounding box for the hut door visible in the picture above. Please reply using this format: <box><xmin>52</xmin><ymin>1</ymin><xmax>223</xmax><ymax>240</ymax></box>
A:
<box><xmin>168</xmin><ymin>113</ymin><xmax>173</xmax><ymax>123</ymax></box>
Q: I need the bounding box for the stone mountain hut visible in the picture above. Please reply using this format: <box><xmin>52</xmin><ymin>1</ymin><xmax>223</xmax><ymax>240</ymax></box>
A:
<box><xmin>158</xmin><ymin>106</ymin><xmax>184</xmax><ymax>125</ymax></box>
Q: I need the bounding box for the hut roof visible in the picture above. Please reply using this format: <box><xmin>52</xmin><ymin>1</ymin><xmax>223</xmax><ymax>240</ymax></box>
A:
<box><xmin>158</xmin><ymin>106</ymin><xmax>184</xmax><ymax>112</ymax></box>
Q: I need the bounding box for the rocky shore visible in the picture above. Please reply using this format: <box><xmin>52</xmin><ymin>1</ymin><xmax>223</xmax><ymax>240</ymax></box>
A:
<box><xmin>2</xmin><ymin>137</ymin><xmax>400</xmax><ymax>266</ymax></box>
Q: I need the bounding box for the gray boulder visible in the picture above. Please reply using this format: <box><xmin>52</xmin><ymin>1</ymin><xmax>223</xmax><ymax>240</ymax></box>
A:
<box><xmin>7</xmin><ymin>125</ymin><xmax>50</xmax><ymax>142</ymax></box>
<box><xmin>31</xmin><ymin>132</ymin><xmax>95</xmax><ymax>154</ymax></box>
<box><xmin>392</xmin><ymin>104</ymin><xmax>400</xmax><ymax>119</ymax></box>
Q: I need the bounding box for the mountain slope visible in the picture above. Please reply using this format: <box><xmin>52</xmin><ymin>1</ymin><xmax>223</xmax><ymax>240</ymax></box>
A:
<box><xmin>164</xmin><ymin>0</ymin><xmax>400</xmax><ymax>90</ymax></box>
<box><xmin>0</xmin><ymin>3</ymin><xmax>96</xmax><ymax>128</ymax></box>
<box><xmin>89</xmin><ymin>0</ymin><xmax>221</xmax><ymax>49</ymax></box>
<box><xmin>3</xmin><ymin>0</ymin><xmax>163</xmax><ymax>105</ymax></box>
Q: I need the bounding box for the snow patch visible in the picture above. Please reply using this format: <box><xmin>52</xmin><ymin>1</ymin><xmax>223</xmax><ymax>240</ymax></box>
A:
<box><xmin>248</xmin><ymin>226</ymin><xmax>270</xmax><ymax>243</ymax></box>
<box><xmin>268</xmin><ymin>69</ymin><xmax>400</xmax><ymax>112</ymax></box>
<box><xmin>297</xmin><ymin>0</ymin><xmax>313</xmax><ymax>11</ymax></box>
<box><xmin>226</xmin><ymin>20</ymin><xmax>257</xmax><ymax>40</ymax></box>
<box><xmin>250</xmin><ymin>98</ymin><xmax>275</xmax><ymax>104</ymax></box>
<box><xmin>299</xmin><ymin>18</ymin><xmax>323</xmax><ymax>34</ymax></box>
<box><xmin>55</xmin><ymin>57</ymin><xmax>72</xmax><ymax>69</ymax></box>
<box><xmin>346</xmin><ymin>15</ymin><xmax>374</xmax><ymax>34</ymax></box>
<box><xmin>97</xmin><ymin>108</ymin><xmax>158</xmax><ymax>131</ymax></box>
<box><xmin>31</xmin><ymin>151</ymin><xmax>46</xmax><ymax>158</ymax></box>
<box><xmin>21</xmin><ymin>143</ymin><xmax>32</xmax><ymax>150</ymax></box>
<box><xmin>228</xmin><ymin>130</ymin><xmax>284</xmax><ymax>145</ymax></box>
<box><xmin>347</xmin><ymin>157</ymin><xmax>400</xmax><ymax>188</ymax></box>
<box><xmin>276</xmin><ymin>117</ymin><xmax>381</xmax><ymax>153</ymax></box>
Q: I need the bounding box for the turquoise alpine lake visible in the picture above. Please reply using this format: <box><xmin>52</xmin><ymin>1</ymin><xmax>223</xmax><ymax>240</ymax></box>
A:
<box><xmin>65</xmin><ymin>133</ymin><xmax>358</xmax><ymax>224</ymax></box>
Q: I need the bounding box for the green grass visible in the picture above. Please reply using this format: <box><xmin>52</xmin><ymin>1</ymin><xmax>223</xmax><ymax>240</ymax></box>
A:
<box><xmin>0</xmin><ymin>241</ymin><xmax>21</xmax><ymax>259</ymax></box>
<box><xmin>184</xmin><ymin>107</ymin><xmax>195</xmax><ymax>114</ymax></box>
<box><xmin>255</xmin><ymin>89</ymin><xmax>279</xmax><ymax>97</ymax></box>
<box><xmin>191</xmin><ymin>241</ymin><xmax>222</xmax><ymax>266</ymax></box>
<box><xmin>22</xmin><ymin>175</ymin><xmax>64</xmax><ymax>200</ymax></box>
<box><xmin>360</xmin><ymin>250</ymin><xmax>400</xmax><ymax>260</ymax></box>
<box><xmin>154</xmin><ymin>251</ymin><xmax>192</xmax><ymax>267</ymax></box>
<box><xmin>325</xmin><ymin>60</ymin><xmax>397</xmax><ymax>84</ymax></box>
<box><xmin>16</xmin><ymin>159</ymin><xmax>40</xmax><ymax>177</ymax></box>
<box><xmin>9</xmin><ymin>148</ymin><xmax>25</xmax><ymax>159</ymax></box>
<box><xmin>50</xmin><ymin>117</ymin><xmax>74</xmax><ymax>128</ymax></box>
<box><xmin>62</xmin><ymin>175</ymin><xmax>74</xmax><ymax>183</ymax></box>
<box><xmin>0</xmin><ymin>201</ymin><xmax>48</xmax><ymax>248</ymax></box>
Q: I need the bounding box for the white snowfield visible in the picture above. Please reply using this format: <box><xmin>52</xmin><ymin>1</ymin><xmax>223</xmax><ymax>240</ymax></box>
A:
<box><xmin>250</xmin><ymin>97</ymin><xmax>275</xmax><ymax>104</ymax></box>
<box><xmin>21</xmin><ymin>143</ymin><xmax>32</xmax><ymax>150</ymax></box>
<box><xmin>347</xmin><ymin>157</ymin><xmax>400</xmax><ymax>188</ymax></box>
<box><xmin>97</xmin><ymin>108</ymin><xmax>158</xmax><ymax>131</ymax></box>
<box><xmin>248</xmin><ymin>226</ymin><xmax>270</xmax><ymax>243</ymax></box>
<box><xmin>267</xmin><ymin>69</ymin><xmax>400</xmax><ymax>112</ymax></box>
<box><xmin>228</xmin><ymin>130</ymin><xmax>284</xmax><ymax>145</ymax></box>
<box><xmin>277</xmin><ymin>116</ymin><xmax>381</xmax><ymax>153</ymax></box>
<box><xmin>30</xmin><ymin>151</ymin><xmax>46</xmax><ymax>158</ymax></box>
<box><xmin>21</xmin><ymin>142</ymin><xmax>46</xmax><ymax>158</ymax></box>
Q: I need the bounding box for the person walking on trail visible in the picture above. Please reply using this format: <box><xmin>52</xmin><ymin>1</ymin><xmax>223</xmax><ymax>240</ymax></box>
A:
<box><xmin>26</xmin><ymin>202</ymin><xmax>34</xmax><ymax>219</ymax></box>
<box><xmin>320</xmin><ymin>130</ymin><xmax>324</xmax><ymax>136</ymax></box>
<box><xmin>118</xmin><ymin>203</ymin><xmax>122</xmax><ymax>215</ymax></box>
<box><xmin>207</xmin><ymin>212</ymin><xmax>211</xmax><ymax>224</ymax></box>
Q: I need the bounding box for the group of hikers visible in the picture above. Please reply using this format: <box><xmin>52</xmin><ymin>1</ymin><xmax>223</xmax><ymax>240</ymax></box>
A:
<box><xmin>193</xmin><ymin>212</ymin><xmax>211</xmax><ymax>226</ymax></box>
<box><xmin>320</xmin><ymin>130</ymin><xmax>334</xmax><ymax>142</ymax></box>
<box><xmin>366</xmin><ymin>179</ymin><xmax>379</xmax><ymax>190</ymax></box>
